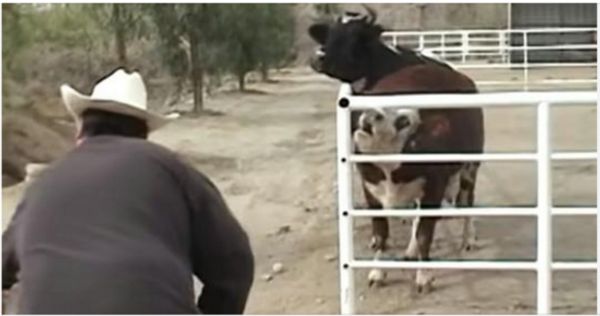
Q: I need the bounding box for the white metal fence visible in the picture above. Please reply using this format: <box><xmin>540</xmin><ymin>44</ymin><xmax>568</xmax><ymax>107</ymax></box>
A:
<box><xmin>335</xmin><ymin>83</ymin><xmax>598</xmax><ymax>314</ymax></box>
<box><xmin>381</xmin><ymin>28</ymin><xmax>597</xmax><ymax>90</ymax></box>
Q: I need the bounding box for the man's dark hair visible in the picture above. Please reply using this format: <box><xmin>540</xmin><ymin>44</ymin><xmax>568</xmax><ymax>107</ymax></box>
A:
<box><xmin>79</xmin><ymin>109</ymin><xmax>149</xmax><ymax>139</ymax></box>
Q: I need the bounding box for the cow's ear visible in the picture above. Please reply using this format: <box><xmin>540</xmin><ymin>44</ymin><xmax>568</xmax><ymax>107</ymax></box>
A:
<box><xmin>364</xmin><ymin>24</ymin><xmax>384</xmax><ymax>41</ymax></box>
<box><xmin>424</xmin><ymin>115</ymin><xmax>451</xmax><ymax>138</ymax></box>
<box><xmin>372</xmin><ymin>24</ymin><xmax>384</xmax><ymax>37</ymax></box>
<box><xmin>309</xmin><ymin>23</ymin><xmax>329</xmax><ymax>44</ymax></box>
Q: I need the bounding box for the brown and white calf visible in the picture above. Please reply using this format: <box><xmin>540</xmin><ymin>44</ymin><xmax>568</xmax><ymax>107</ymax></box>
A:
<box><xmin>353</xmin><ymin>109</ymin><xmax>477</xmax><ymax>289</ymax></box>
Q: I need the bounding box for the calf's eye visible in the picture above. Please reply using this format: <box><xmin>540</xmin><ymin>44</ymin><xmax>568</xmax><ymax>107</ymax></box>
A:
<box><xmin>394</xmin><ymin>115</ymin><xmax>410</xmax><ymax>130</ymax></box>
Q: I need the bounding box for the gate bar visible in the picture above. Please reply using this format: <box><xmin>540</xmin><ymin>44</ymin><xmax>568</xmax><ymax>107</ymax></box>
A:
<box><xmin>349</xmin><ymin>260</ymin><xmax>597</xmax><ymax>271</ymax></box>
<box><xmin>596</xmin><ymin>12</ymin><xmax>599</xmax><ymax>311</ymax></box>
<box><xmin>349</xmin><ymin>207</ymin><xmax>597</xmax><ymax>217</ymax></box>
<box><xmin>336</xmin><ymin>84</ymin><xmax>354</xmax><ymax>315</ymax></box>
<box><xmin>536</xmin><ymin>102</ymin><xmax>552</xmax><ymax>314</ymax></box>
<box><xmin>349</xmin><ymin>152</ymin><xmax>597</xmax><ymax>163</ymax></box>
<box><xmin>340</xmin><ymin>89</ymin><xmax>596</xmax><ymax>109</ymax></box>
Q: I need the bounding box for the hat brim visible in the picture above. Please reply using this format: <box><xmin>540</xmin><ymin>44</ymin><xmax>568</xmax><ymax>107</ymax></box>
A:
<box><xmin>60</xmin><ymin>85</ymin><xmax>171</xmax><ymax>131</ymax></box>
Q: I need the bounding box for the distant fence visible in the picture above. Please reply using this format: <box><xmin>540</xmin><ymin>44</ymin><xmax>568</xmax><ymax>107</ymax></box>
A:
<box><xmin>382</xmin><ymin>27</ymin><xmax>597</xmax><ymax>90</ymax></box>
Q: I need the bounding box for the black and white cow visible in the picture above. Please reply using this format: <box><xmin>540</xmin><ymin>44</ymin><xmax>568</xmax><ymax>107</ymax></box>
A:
<box><xmin>308</xmin><ymin>6</ymin><xmax>485</xmax><ymax>292</ymax></box>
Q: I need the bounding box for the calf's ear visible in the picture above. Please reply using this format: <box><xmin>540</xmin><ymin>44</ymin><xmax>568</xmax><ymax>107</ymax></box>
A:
<box><xmin>309</xmin><ymin>23</ymin><xmax>329</xmax><ymax>45</ymax></box>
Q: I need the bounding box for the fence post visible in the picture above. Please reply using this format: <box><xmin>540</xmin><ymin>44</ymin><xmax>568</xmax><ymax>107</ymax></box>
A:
<box><xmin>598</xmin><ymin>112</ymin><xmax>600</xmax><ymax>314</ymax></box>
<box><xmin>462</xmin><ymin>32</ymin><xmax>468</xmax><ymax>63</ymax></box>
<box><xmin>536</xmin><ymin>101</ymin><xmax>552</xmax><ymax>314</ymax></box>
<box><xmin>596</xmin><ymin>7</ymin><xmax>600</xmax><ymax>315</ymax></box>
<box><xmin>523</xmin><ymin>30</ymin><xmax>530</xmax><ymax>91</ymax></box>
<box><xmin>441</xmin><ymin>33</ymin><xmax>446</xmax><ymax>59</ymax></box>
<box><xmin>598</xmin><ymin>103</ymin><xmax>600</xmax><ymax>314</ymax></box>
<box><xmin>336</xmin><ymin>86</ymin><xmax>354</xmax><ymax>315</ymax></box>
<box><xmin>597</xmin><ymin>15</ymin><xmax>600</xmax><ymax>309</ymax></box>
<box><xmin>499</xmin><ymin>31</ymin><xmax>507</xmax><ymax>63</ymax></box>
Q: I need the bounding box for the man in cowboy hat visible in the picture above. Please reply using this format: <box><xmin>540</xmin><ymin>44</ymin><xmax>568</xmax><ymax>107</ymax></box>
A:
<box><xmin>2</xmin><ymin>68</ymin><xmax>254</xmax><ymax>314</ymax></box>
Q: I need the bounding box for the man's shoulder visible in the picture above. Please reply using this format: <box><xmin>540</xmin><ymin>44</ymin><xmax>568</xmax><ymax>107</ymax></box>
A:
<box><xmin>118</xmin><ymin>138</ymin><xmax>195</xmax><ymax>173</ymax></box>
<box><xmin>113</xmin><ymin>137</ymin><xmax>171</xmax><ymax>153</ymax></box>
<box><xmin>114</xmin><ymin>138</ymin><xmax>211</xmax><ymax>183</ymax></box>
<box><xmin>87</xmin><ymin>136</ymin><xmax>179</xmax><ymax>161</ymax></box>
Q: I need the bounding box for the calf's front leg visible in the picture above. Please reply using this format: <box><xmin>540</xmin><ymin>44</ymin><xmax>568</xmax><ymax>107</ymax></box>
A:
<box><xmin>457</xmin><ymin>162</ymin><xmax>481</xmax><ymax>251</ymax></box>
<box><xmin>413</xmin><ymin>176</ymin><xmax>445</xmax><ymax>293</ymax></box>
<box><xmin>363</xmin><ymin>185</ymin><xmax>389</xmax><ymax>287</ymax></box>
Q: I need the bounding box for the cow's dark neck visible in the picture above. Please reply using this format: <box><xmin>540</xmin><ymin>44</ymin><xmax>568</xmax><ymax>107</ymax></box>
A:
<box><xmin>360</xmin><ymin>41</ymin><xmax>423</xmax><ymax>92</ymax></box>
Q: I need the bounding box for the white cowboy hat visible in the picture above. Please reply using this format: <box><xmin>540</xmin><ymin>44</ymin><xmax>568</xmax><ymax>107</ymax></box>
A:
<box><xmin>60</xmin><ymin>68</ymin><xmax>170</xmax><ymax>131</ymax></box>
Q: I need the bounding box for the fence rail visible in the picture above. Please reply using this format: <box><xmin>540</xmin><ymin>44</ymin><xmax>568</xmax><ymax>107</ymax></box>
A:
<box><xmin>381</xmin><ymin>27</ymin><xmax>598</xmax><ymax>90</ymax></box>
<box><xmin>349</xmin><ymin>152</ymin><xmax>597</xmax><ymax>163</ymax></box>
<box><xmin>349</xmin><ymin>207</ymin><xmax>598</xmax><ymax>218</ymax></box>
<box><xmin>350</xmin><ymin>260</ymin><xmax>598</xmax><ymax>271</ymax></box>
<box><xmin>335</xmin><ymin>83</ymin><xmax>598</xmax><ymax>314</ymax></box>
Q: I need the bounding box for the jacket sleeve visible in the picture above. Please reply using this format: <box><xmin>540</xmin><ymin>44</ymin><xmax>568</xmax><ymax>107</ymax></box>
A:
<box><xmin>3</xmin><ymin>202</ymin><xmax>24</xmax><ymax>291</ymax></box>
<box><xmin>183</xmin><ymin>168</ymin><xmax>254</xmax><ymax>314</ymax></box>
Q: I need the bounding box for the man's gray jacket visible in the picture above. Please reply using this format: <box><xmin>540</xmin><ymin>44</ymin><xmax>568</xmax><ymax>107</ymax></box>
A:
<box><xmin>2</xmin><ymin>136</ymin><xmax>254</xmax><ymax>314</ymax></box>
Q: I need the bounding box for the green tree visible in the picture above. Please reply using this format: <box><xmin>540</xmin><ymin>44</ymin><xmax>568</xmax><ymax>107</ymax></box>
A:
<box><xmin>39</xmin><ymin>4</ymin><xmax>110</xmax><ymax>83</ymax></box>
<box><xmin>148</xmin><ymin>3</ymin><xmax>296</xmax><ymax>109</ymax></box>
<box><xmin>213</xmin><ymin>4</ymin><xmax>260</xmax><ymax>91</ymax></box>
<box><xmin>2</xmin><ymin>4</ymin><xmax>30</xmax><ymax>104</ymax></box>
<box><xmin>256</xmin><ymin>4</ymin><xmax>296</xmax><ymax>82</ymax></box>
<box><xmin>2</xmin><ymin>4</ymin><xmax>28</xmax><ymax>81</ymax></box>
<box><xmin>314</xmin><ymin>3</ymin><xmax>340</xmax><ymax>20</ymax></box>
<box><xmin>148</xmin><ymin>4</ymin><xmax>223</xmax><ymax>112</ymax></box>
<box><xmin>86</xmin><ymin>4</ymin><xmax>147</xmax><ymax>67</ymax></box>
<box><xmin>212</xmin><ymin>4</ymin><xmax>296</xmax><ymax>90</ymax></box>
<box><xmin>2</xmin><ymin>4</ymin><xmax>110</xmax><ymax>102</ymax></box>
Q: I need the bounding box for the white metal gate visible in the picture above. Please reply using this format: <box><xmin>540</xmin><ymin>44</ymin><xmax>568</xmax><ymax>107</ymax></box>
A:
<box><xmin>335</xmin><ymin>83</ymin><xmax>599</xmax><ymax>314</ymax></box>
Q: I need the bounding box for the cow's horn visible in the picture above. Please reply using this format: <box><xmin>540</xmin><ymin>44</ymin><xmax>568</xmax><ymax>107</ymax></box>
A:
<box><xmin>362</xmin><ymin>4</ymin><xmax>377</xmax><ymax>24</ymax></box>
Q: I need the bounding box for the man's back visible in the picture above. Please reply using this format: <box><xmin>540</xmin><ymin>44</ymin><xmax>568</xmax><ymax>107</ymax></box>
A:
<box><xmin>4</xmin><ymin>136</ymin><xmax>253</xmax><ymax>314</ymax></box>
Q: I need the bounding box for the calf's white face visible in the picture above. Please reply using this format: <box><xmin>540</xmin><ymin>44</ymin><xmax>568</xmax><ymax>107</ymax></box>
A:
<box><xmin>353</xmin><ymin>108</ymin><xmax>420</xmax><ymax>154</ymax></box>
<box><xmin>353</xmin><ymin>108</ymin><xmax>424</xmax><ymax>209</ymax></box>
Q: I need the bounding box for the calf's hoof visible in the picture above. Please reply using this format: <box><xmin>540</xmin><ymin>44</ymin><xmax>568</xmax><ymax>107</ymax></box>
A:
<box><xmin>369</xmin><ymin>236</ymin><xmax>386</xmax><ymax>250</ymax></box>
<box><xmin>415</xmin><ymin>282</ymin><xmax>433</xmax><ymax>294</ymax></box>
<box><xmin>368</xmin><ymin>268</ymin><xmax>386</xmax><ymax>288</ymax></box>
<box><xmin>463</xmin><ymin>243</ymin><xmax>474</xmax><ymax>252</ymax></box>
<box><xmin>461</xmin><ymin>237</ymin><xmax>480</xmax><ymax>252</ymax></box>
<box><xmin>414</xmin><ymin>269</ymin><xmax>435</xmax><ymax>294</ymax></box>
<box><xmin>404</xmin><ymin>244</ymin><xmax>419</xmax><ymax>260</ymax></box>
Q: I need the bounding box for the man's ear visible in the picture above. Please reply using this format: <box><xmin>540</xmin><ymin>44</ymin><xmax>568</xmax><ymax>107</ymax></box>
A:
<box><xmin>308</xmin><ymin>23</ymin><xmax>329</xmax><ymax>45</ymax></box>
<box><xmin>424</xmin><ymin>115</ymin><xmax>451</xmax><ymax>138</ymax></box>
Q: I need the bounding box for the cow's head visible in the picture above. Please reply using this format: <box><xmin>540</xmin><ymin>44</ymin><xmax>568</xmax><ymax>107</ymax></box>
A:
<box><xmin>308</xmin><ymin>6</ymin><xmax>383</xmax><ymax>82</ymax></box>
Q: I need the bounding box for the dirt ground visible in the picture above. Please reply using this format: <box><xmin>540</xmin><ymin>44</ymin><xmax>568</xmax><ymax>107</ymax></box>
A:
<box><xmin>2</xmin><ymin>66</ymin><xmax>597</xmax><ymax>314</ymax></box>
